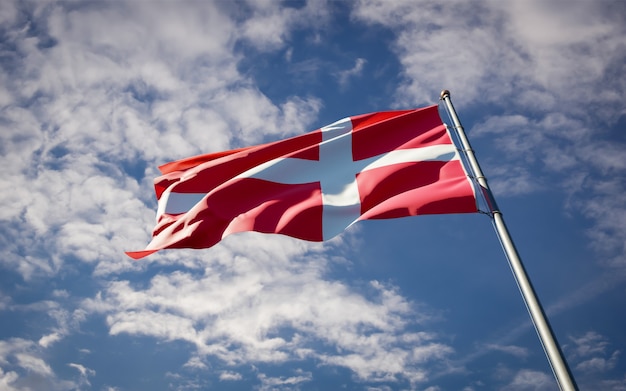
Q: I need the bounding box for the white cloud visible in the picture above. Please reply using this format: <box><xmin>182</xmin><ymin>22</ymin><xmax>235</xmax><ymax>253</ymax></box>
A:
<box><xmin>0</xmin><ymin>368</ymin><xmax>20</xmax><ymax>391</ymax></box>
<box><xmin>469</xmin><ymin>111</ymin><xmax>626</xmax><ymax>266</ymax></box>
<box><xmin>0</xmin><ymin>0</ymin><xmax>324</xmax><ymax>280</ymax></box>
<box><xmin>353</xmin><ymin>0</ymin><xmax>523</xmax><ymax>106</ymax></box>
<box><xmin>68</xmin><ymin>363</ymin><xmax>94</xmax><ymax>377</ymax></box>
<box><xmin>599</xmin><ymin>375</ymin><xmax>626</xmax><ymax>391</ymax></box>
<box><xmin>336</xmin><ymin>58</ymin><xmax>367</xmax><ymax>88</ymax></box>
<box><xmin>502</xmin><ymin>369</ymin><xmax>554</xmax><ymax>391</ymax></box>
<box><xmin>566</xmin><ymin>331</ymin><xmax>621</xmax><ymax>376</ymax></box>
<box><xmin>107</xmin><ymin>310</ymin><xmax>199</xmax><ymax>343</ymax></box>
<box><xmin>81</xmin><ymin>239</ymin><xmax>451</xmax><ymax>383</ymax></box>
<box><xmin>239</xmin><ymin>6</ymin><xmax>298</xmax><ymax>50</ymax></box>
<box><xmin>499</xmin><ymin>0</ymin><xmax>623</xmax><ymax>101</ymax></box>
<box><xmin>576</xmin><ymin>352</ymin><xmax>620</xmax><ymax>373</ymax></box>
<box><xmin>183</xmin><ymin>356</ymin><xmax>208</xmax><ymax>370</ymax></box>
<box><xmin>354</xmin><ymin>0</ymin><xmax>626</xmax><ymax>111</ymax></box>
<box><xmin>0</xmin><ymin>338</ymin><xmax>78</xmax><ymax>390</ymax></box>
<box><xmin>484</xmin><ymin>344</ymin><xmax>530</xmax><ymax>359</ymax></box>
<box><xmin>220</xmin><ymin>370</ymin><xmax>243</xmax><ymax>381</ymax></box>
<box><xmin>237</xmin><ymin>0</ymin><xmax>331</xmax><ymax>51</ymax></box>
<box><xmin>573</xmin><ymin>178</ymin><xmax>626</xmax><ymax>267</ymax></box>
<box><xmin>68</xmin><ymin>363</ymin><xmax>96</xmax><ymax>389</ymax></box>
<box><xmin>257</xmin><ymin>371</ymin><xmax>313</xmax><ymax>391</ymax></box>
<box><xmin>51</xmin><ymin>290</ymin><xmax>69</xmax><ymax>298</ymax></box>
<box><xmin>0</xmin><ymin>292</ymin><xmax>10</xmax><ymax>311</ymax></box>
<box><xmin>570</xmin><ymin>331</ymin><xmax>609</xmax><ymax>358</ymax></box>
<box><xmin>38</xmin><ymin>333</ymin><xmax>62</xmax><ymax>348</ymax></box>
<box><xmin>0</xmin><ymin>1</ymin><xmax>350</xmax><ymax>382</ymax></box>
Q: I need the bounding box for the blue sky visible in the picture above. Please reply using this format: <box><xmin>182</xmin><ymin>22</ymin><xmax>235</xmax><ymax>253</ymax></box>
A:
<box><xmin>0</xmin><ymin>1</ymin><xmax>625</xmax><ymax>390</ymax></box>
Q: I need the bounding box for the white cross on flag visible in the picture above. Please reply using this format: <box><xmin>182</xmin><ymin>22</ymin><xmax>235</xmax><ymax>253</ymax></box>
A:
<box><xmin>127</xmin><ymin>105</ymin><xmax>478</xmax><ymax>259</ymax></box>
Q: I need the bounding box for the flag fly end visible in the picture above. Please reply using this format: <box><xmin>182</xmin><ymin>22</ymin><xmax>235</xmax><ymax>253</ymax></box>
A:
<box><xmin>125</xmin><ymin>250</ymin><xmax>157</xmax><ymax>260</ymax></box>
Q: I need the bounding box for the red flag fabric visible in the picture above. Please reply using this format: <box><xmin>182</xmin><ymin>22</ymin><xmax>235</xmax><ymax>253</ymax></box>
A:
<box><xmin>126</xmin><ymin>105</ymin><xmax>477</xmax><ymax>259</ymax></box>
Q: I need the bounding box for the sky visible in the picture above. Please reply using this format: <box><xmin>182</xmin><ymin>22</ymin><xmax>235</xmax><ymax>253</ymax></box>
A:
<box><xmin>0</xmin><ymin>0</ymin><xmax>625</xmax><ymax>390</ymax></box>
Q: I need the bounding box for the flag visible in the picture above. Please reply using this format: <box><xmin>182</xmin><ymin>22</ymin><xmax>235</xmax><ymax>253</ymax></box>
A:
<box><xmin>126</xmin><ymin>105</ymin><xmax>477</xmax><ymax>259</ymax></box>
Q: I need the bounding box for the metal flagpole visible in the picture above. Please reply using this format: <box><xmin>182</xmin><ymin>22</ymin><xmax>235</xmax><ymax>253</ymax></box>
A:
<box><xmin>440</xmin><ymin>90</ymin><xmax>578</xmax><ymax>391</ymax></box>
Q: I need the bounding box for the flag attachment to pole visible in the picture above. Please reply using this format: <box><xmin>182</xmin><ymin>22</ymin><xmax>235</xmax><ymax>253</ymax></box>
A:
<box><xmin>440</xmin><ymin>90</ymin><xmax>579</xmax><ymax>391</ymax></box>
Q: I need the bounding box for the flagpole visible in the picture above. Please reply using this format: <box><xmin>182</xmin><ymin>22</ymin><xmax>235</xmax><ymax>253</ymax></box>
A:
<box><xmin>440</xmin><ymin>90</ymin><xmax>578</xmax><ymax>391</ymax></box>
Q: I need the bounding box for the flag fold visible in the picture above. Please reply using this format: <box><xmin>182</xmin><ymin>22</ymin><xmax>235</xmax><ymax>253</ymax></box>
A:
<box><xmin>127</xmin><ymin>105</ymin><xmax>477</xmax><ymax>259</ymax></box>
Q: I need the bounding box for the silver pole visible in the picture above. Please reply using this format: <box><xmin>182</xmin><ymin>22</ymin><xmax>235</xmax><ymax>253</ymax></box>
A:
<box><xmin>440</xmin><ymin>90</ymin><xmax>578</xmax><ymax>391</ymax></box>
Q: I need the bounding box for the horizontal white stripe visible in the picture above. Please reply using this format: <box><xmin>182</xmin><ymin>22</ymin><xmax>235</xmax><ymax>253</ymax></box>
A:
<box><xmin>235</xmin><ymin>145</ymin><xmax>457</xmax><ymax>184</ymax></box>
<box><xmin>361</xmin><ymin>144</ymin><xmax>458</xmax><ymax>172</ymax></box>
<box><xmin>158</xmin><ymin>144</ymin><xmax>459</xmax><ymax>228</ymax></box>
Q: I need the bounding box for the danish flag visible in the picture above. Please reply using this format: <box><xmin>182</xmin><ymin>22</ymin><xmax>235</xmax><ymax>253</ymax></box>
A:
<box><xmin>127</xmin><ymin>105</ymin><xmax>477</xmax><ymax>259</ymax></box>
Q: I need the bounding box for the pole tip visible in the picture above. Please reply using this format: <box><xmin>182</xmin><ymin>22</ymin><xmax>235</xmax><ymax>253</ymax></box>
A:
<box><xmin>440</xmin><ymin>90</ymin><xmax>450</xmax><ymax>100</ymax></box>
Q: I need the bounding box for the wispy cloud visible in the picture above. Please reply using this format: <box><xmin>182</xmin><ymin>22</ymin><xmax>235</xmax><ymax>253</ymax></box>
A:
<box><xmin>353</xmin><ymin>0</ymin><xmax>626</xmax><ymax>273</ymax></box>
<box><xmin>484</xmin><ymin>344</ymin><xmax>530</xmax><ymax>359</ymax></box>
<box><xmin>257</xmin><ymin>370</ymin><xmax>313</xmax><ymax>391</ymax></box>
<box><xmin>336</xmin><ymin>58</ymin><xmax>367</xmax><ymax>88</ymax></box>
<box><xmin>238</xmin><ymin>0</ymin><xmax>331</xmax><ymax>51</ymax></box>
<box><xmin>502</xmin><ymin>369</ymin><xmax>554</xmax><ymax>391</ymax></box>
<box><xmin>82</xmin><ymin>239</ymin><xmax>449</xmax><ymax>383</ymax></box>
<box><xmin>0</xmin><ymin>338</ymin><xmax>78</xmax><ymax>390</ymax></box>
<box><xmin>219</xmin><ymin>370</ymin><xmax>243</xmax><ymax>381</ymax></box>
<box><xmin>0</xmin><ymin>0</ymin><xmax>323</xmax><ymax>280</ymax></box>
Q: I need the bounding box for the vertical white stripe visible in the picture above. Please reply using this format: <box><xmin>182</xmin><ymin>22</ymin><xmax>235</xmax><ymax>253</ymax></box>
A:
<box><xmin>318</xmin><ymin>118</ymin><xmax>361</xmax><ymax>239</ymax></box>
